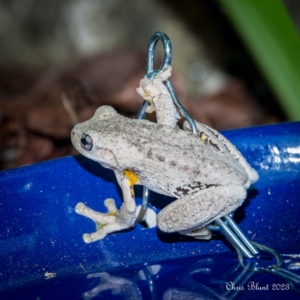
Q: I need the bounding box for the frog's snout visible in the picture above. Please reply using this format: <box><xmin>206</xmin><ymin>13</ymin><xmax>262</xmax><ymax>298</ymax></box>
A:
<box><xmin>70</xmin><ymin>128</ymin><xmax>80</xmax><ymax>149</ymax></box>
<box><xmin>70</xmin><ymin>129</ymin><xmax>77</xmax><ymax>141</ymax></box>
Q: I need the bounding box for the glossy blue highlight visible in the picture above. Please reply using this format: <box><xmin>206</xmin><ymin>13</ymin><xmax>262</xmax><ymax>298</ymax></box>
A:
<box><xmin>0</xmin><ymin>122</ymin><xmax>300</xmax><ymax>298</ymax></box>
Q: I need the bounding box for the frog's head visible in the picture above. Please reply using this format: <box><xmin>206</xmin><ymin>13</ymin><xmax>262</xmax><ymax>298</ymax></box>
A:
<box><xmin>71</xmin><ymin>106</ymin><xmax>118</xmax><ymax>166</ymax></box>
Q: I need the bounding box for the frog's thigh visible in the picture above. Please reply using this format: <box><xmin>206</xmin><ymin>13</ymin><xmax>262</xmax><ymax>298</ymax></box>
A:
<box><xmin>157</xmin><ymin>185</ymin><xmax>246</xmax><ymax>233</ymax></box>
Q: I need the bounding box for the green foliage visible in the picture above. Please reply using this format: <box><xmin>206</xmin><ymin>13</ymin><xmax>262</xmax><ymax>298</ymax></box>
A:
<box><xmin>219</xmin><ymin>0</ymin><xmax>300</xmax><ymax>121</ymax></box>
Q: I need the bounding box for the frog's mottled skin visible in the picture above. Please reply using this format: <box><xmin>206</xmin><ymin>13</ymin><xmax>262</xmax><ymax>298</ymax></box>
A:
<box><xmin>71</xmin><ymin>66</ymin><xmax>258</xmax><ymax>243</ymax></box>
<box><xmin>71</xmin><ymin>105</ymin><xmax>258</xmax><ymax>243</ymax></box>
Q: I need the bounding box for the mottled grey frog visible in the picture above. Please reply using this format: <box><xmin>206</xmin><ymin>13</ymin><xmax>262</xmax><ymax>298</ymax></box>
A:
<box><xmin>71</xmin><ymin>80</ymin><xmax>258</xmax><ymax>243</ymax></box>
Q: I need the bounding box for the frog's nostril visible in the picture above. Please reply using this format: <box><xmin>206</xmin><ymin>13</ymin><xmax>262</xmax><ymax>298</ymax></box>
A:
<box><xmin>81</xmin><ymin>133</ymin><xmax>93</xmax><ymax>151</ymax></box>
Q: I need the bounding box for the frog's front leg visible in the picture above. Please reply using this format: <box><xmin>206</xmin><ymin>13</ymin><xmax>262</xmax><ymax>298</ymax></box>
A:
<box><xmin>75</xmin><ymin>171</ymin><xmax>137</xmax><ymax>243</ymax></box>
<box><xmin>136</xmin><ymin>66</ymin><xmax>178</xmax><ymax>127</ymax></box>
<box><xmin>157</xmin><ymin>185</ymin><xmax>247</xmax><ymax>239</ymax></box>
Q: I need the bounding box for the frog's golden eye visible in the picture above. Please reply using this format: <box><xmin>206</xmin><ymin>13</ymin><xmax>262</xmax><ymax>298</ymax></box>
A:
<box><xmin>81</xmin><ymin>133</ymin><xmax>93</xmax><ymax>151</ymax></box>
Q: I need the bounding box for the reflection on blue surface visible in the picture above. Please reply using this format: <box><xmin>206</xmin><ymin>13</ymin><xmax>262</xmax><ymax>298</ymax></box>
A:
<box><xmin>0</xmin><ymin>122</ymin><xmax>300</xmax><ymax>298</ymax></box>
<box><xmin>1</xmin><ymin>252</ymin><xmax>300</xmax><ymax>299</ymax></box>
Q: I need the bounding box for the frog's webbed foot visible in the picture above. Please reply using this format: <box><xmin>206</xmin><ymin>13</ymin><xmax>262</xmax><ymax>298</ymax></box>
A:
<box><xmin>75</xmin><ymin>198</ymin><xmax>135</xmax><ymax>243</ymax></box>
<box><xmin>183</xmin><ymin>227</ymin><xmax>212</xmax><ymax>240</ymax></box>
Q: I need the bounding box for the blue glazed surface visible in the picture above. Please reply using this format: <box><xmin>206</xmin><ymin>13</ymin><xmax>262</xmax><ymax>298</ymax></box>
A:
<box><xmin>0</xmin><ymin>122</ymin><xmax>300</xmax><ymax>297</ymax></box>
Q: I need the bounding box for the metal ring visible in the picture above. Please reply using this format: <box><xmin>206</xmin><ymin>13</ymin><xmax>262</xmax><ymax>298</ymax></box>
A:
<box><xmin>146</xmin><ymin>31</ymin><xmax>172</xmax><ymax>80</ymax></box>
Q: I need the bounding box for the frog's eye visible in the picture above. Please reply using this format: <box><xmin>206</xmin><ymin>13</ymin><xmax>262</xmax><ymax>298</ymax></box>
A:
<box><xmin>81</xmin><ymin>133</ymin><xmax>93</xmax><ymax>151</ymax></box>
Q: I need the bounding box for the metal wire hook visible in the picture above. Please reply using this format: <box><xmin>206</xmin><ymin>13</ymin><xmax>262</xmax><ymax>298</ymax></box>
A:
<box><xmin>136</xmin><ymin>31</ymin><xmax>197</xmax><ymax>134</ymax></box>
<box><xmin>136</xmin><ymin>31</ymin><xmax>196</xmax><ymax>222</ymax></box>
<box><xmin>235</xmin><ymin>241</ymin><xmax>300</xmax><ymax>293</ymax></box>
<box><xmin>136</xmin><ymin>32</ymin><xmax>258</xmax><ymax>261</ymax></box>
<box><xmin>136</xmin><ymin>31</ymin><xmax>171</xmax><ymax>121</ymax></box>
<box><xmin>136</xmin><ymin>32</ymin><xmax>171</xmax><ymax>221</ymax></box>
<box><xmin>146</xmin><ymin>31</ymin><xmax>172</xmax><ymax>79</ymax></box>
<box><xmin>136</xmin><ymin>32</ymin><xmax>173</xmax><ymax>222</ymax></box>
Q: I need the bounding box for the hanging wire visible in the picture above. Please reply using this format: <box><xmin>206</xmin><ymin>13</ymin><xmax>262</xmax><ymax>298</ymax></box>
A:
<box><xmin>136</xmin><ymin>32</ymin><xmax>259</xmax><ymax>259</ymax></box>
<box><xmin>136</xmin><ymin>31</ymin><xmax>300</xmax><ymax>294</ymax></box>
<box><xmin>136</xmin><ymin>32</ymin><xmax>196</xmax><ymax>222</ymax></box>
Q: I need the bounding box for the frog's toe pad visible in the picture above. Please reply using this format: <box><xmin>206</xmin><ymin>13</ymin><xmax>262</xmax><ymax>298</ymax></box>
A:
<box><xmin>104</xmin><ymin>198</ymin><xmax>117</xmax><ymax>213</ymax></box>
<box><xmin>75</xmin><ymin>202</ymin><xmax>86</xmax><ymax>214</ymax></box>
<box><xmin>83</xmin><ymin>233</ymin><xmax>94</xmax><ymax>243</ymax></box>
<box><xmin>83</xmin><ymin>231</ymin><xmax>107</xmax><ymax>243</ymax></box>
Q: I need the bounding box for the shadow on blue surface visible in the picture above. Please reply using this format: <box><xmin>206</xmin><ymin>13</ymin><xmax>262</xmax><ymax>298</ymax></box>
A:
<box><xmin>0</xmin><ymin>122</ymin><xmax>300</xmax><ymax>299</ymax></box>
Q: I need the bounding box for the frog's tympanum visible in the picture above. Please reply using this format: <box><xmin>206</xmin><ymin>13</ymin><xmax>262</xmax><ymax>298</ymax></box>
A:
<box><xmin>71</xmin><ymin>67</ymin><xmax>258</xmax><ymax>243</ymax></box>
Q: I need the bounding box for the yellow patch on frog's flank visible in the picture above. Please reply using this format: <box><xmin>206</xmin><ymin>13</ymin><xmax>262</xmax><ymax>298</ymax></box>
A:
<box><xmin>200</xmin><ymin>133</ymin><xmax>211</xmax><ymax>145</ymax></box>
<box><xmin>123</xmin><ymin>170</ymin><xmax>139</xmax><ymax>186</ymax></box>
<box><xmin>200</xmin><ymin>133</ymin><xmax>208</xmax><ymax>141</ymax></box>
<box><xmin>143</xmin><ymin>91</ymin><xmax>150</xmax><ymax>97</ymax></box>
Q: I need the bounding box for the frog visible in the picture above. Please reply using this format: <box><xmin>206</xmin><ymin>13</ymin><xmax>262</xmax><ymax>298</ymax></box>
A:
<box><xmin>71</xmin><ymin>66</ymin><xmax>258</xmax><ymax>243</ymax></box>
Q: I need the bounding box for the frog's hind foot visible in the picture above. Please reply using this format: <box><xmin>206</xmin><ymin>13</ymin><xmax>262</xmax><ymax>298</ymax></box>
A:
<box><xmin>75</xmin><ymin>199</ymin><xmax>125</xmax><ymax>243</ymax></box>
<box><xmin>181</xmin><ymin>227</ymin><xmax>212</xmax><ymax>240</ymax></box>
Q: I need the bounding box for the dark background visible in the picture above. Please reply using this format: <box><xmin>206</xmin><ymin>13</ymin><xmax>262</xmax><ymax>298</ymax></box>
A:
<box><xmin>0</xmin><ymin>0</ymin><xmax>299</xmax><ymax>169</ymax></box>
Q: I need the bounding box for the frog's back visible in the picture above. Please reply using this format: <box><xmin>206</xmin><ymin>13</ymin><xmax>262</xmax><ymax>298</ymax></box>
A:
<box><xmin>111</xmin><ymin>117</ymin><xmax>249</xmax><ymax>189</ymax></box>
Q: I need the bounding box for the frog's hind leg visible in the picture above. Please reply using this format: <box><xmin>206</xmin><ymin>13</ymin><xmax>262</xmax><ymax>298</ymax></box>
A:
<box><xmin>157</xmin><ymin>185</ymin><xmax>247</xmax><ymax>239</ymax></box>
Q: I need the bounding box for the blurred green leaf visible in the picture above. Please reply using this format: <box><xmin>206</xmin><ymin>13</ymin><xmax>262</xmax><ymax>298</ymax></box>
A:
<box><xmin>219</xmin><ymin>0</ymin><xmax>300</xmax><ymax>121</ymax></box>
